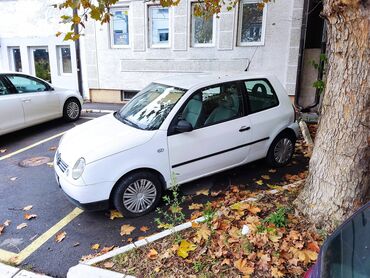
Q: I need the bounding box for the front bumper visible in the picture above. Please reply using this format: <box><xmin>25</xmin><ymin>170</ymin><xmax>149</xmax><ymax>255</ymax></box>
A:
<box><xmin>54</xmin><ymin>153</ymin><xmax>114</xmax><ymax>210</ymax></box>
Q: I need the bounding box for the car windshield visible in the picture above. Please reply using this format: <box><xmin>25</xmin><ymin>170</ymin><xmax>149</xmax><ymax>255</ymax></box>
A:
<box><xmin>321</xmin><ymin>204</ymin><xmax>369</xmax><ymax>278</ymax></box>
<box><xmin>116</xmin><ymin>83</ymin><xmax>186</xmax><ymax>130</ymax></box>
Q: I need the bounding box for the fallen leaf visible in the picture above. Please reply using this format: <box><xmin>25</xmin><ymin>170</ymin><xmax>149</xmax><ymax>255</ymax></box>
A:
<box><xmin>177</xmin><ymin>240</ymin><xmax>197</xmax><ymax>258</ymax></box>
<box><xmin>120</xmin><ymin>224</ymin><xmax>135</xmax><ymax>236</ymax></box>
<box><xmin>256</xmin><ymin>180</ymin><xmax>264</xmax><ymax>185</ymax></box>
<box><xmin>188</xmin><ymin>203</ymin><xmax>203</xmax><ymax>210</ymax></box>
<box><xmin>157</xmin><ymin>222</ymin><xmax>172</xmax><ymax>229</ymax></box>
<box><xmin>307</xmin><ymin>241</ymin><xmax>320</xmax><ymax>253</ymax></box>
<box><xmin>48</xmin><ymin>146</ymin><xmax>57</xmax><ymax>151</ymax></box>
<box><xmin>140</xmin><ymin>226</ymin><xmax>150</xmax><ymax>232</ymax></box>
<box><xmin>17</xmin><ymin>223</ymin><xmax>28</xmax><ymax>230</ymax></box>
<box><xmin>4</xmin><ymin>220</ymin><xmax>11</xmax><ymax>226</ymax></box>
<box><xmin>138</xmin><ymin>236</ymin><xmax>145</xmax><ymax>240</ymax></box>
<box><xmin>271</xmin><ymin>267</ymin><xmax>285</xmax><ymax>277</ymax></box>
<box><xmin>46</xmin><ymin>162</ymin><xmax>54</xmax><ymax>168</ymax></box>
<box><xmin>194</xmin><ymin>223</ymin><xmax>211</xmax><ymax>243</ymax></box>
<box><xmin>147</xmin><ymin>248</ymin><xmax>158</xmax><ymax>260</ymax></box>
<box><xmin>103</xmin><ymin>261</ymin><xmax>114</xmax><ymax>269</ymax></box>
<box><xmin>154</xmin><ymin>266</ymin><xmax>161</xmax><ymax>273</ymax></box>
<box><xmin>195</xmin><ymin>189</ymin><xmax>209</xmax><ymax>196</ymax></box>
<box><xmin>24</xmin><ymin>213</ymin><xmax>37</xmax><ymax>220</ymax></box>
<box><xmin>73</xmin><ymin>242</ymin><xmax>80</xmax><ymax>247</ymax></box>
<box><xmin>101</xmin><ymin>246</ymin><xmax>115</xmax><ymax>253</ymax></box>
<box><xmin>0</xmin><ymin>149</ymin><xmax>7</xmax><ymax>153</ymax></box>
<box><xmin>109</xmin><ymin>210</ymin><xmax>123</xmax><ymax>220</ymax></box>
<box><xmin>127</xmin><ymin>238</ymin><xmax>133</xmax><ymax>243</ymax></box>
<box><xmin>23</xmin><ymin>205</ymin><xmax>33</xmax><ymax>211</ymax></box>
<box><xmin>210</xmin><ymin>190</ymin><xmax>222</xmax><ymax>197</ymax></box>
<box><xmin>268</xmin><ymin>169</ymin><xmax>277</xmax><ymax>173</ymax></box>
<box><xmin>0</xmin><ymin>224</ymin><xmax>4</xmax><ymax>235</ymax></box>
<box><xmin>10</xmin><ymin>177</ymin><xmax>17</xmax><ymax>181</ymax></box>
<box><xmin>91</xmin><ymin>243</ymin><xmax>100</xmax><ymax>250</ymax></box>
<box><xmin>261</xmin><ymin>175</ymin><xmax>270</xmax><ymax>180</ymax></box>
<box><xmin>55</xmin><ymin>231</ymin><xmax>66</xmax><ymax>242</ymax></box>
<box><xmin>234</xmin><ymin>258</ymin><xmax>254</xmax><ymax>275</ymax></box>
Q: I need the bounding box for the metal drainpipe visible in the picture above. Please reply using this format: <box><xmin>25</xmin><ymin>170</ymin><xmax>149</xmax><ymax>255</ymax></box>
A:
<box><xmin>73</xmin><ymin>8</ymin><xmax>83</xmax><ymax>97</ymax></box>
<box><xmin>294</xmin><ymin>0</ymin><xmax>310</xmax><ymax>111</ymax></box>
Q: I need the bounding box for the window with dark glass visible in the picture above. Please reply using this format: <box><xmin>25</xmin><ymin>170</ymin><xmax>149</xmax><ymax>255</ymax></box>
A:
<box><xmin>238</xmin><ymin>0</ymin><xmax>265</xmax><ymax>45</ymax></box>
<box><xmin>243</xmin><ymin>79</ymin><xmax>278</xmax><ymax>113</ymax></box>
<box><xmin>191</xmin><ymin>2</ymin><xmax>214</xmax><ymax>46</ymax></box>
<box><xmin>58</xmin><ymin>46</ymin><xmax>72</xmax><ymax>74</ymax></box>
<box><xmin>11</xmin><ymin>48</ymin><xmax>22</xmax><ymax>72</ymax></box>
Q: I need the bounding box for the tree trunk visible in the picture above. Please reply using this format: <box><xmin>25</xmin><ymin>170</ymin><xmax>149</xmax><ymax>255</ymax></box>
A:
<box><xmin>295</xmin><ymin>0</ymin><xmax>370</xmax><ymax>230</ymax></box>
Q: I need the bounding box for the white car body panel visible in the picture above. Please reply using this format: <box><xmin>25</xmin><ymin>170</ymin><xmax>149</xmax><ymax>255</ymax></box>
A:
<box><xmin>0</xmin><ymin>73</ymin><xmax>83</xmax><ymax>136</ymax></box>
<box><xmin>55</xmin><ymin>72</ymin><xmax>299</xmax><ymax>207</ymax></box>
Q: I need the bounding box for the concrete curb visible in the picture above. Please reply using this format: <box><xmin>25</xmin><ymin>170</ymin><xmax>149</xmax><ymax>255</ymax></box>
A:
<box><xmin>82</xmin><ymin>109</ymin><xmax>115</xmax><ymax>114</ymax></box>
<box><xmin>67</xmin><ymin>180</ymin><xmax>304</xmax><ymax>278</ymax></box>
<box><xmin>0</xmin><ymin>263</ymin><xmax>52</xmax><ymax>278</ymax></box>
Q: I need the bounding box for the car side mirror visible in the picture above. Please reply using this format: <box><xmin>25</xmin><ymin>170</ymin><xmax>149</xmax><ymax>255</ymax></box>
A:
<box><xmin>175</xmin><ymin>120</ymin><xmax>193</xmax><ymax>133</ymax></box>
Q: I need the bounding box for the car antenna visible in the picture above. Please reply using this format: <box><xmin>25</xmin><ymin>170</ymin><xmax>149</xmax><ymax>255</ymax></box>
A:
<box><xmin>245</xmin><ymin>47</ymin><xmax>259</xmax><ymax>71</ymax></box>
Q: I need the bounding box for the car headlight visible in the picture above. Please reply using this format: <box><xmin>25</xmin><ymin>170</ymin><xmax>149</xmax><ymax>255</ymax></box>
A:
<box><xmin>72</xmin><ymin>158</ymin><xmax>86</xmax><ymax>180</ymax></box>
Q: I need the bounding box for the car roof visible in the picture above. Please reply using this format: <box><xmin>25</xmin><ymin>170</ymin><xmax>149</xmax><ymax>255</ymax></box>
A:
<box><xmin>153</xmin><ymin>72</ymin><xmax>276</xmax><ymax>90</ymax></box>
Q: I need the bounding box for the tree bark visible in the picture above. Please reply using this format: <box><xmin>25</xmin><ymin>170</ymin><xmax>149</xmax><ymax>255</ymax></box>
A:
<box><xmin>295</xmin><ymin>0</ymin><xmax>370</xmax><ymax>230</ymax></box>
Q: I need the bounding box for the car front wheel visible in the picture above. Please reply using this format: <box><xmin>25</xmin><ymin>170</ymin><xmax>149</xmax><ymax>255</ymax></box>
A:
<box><xmin>113</xmin><ymin>172</ymin><xmax>162</xmax><ymax>218</ymax></box>
<box><xmin>63</xmin><ymin>98</ymin><xmax>81</xmax><ymax>122</ymax></box>
<box><xmin>266</xmin><ymin>133</ymin><xmax>296</xmax><ymax>167</ymax></box>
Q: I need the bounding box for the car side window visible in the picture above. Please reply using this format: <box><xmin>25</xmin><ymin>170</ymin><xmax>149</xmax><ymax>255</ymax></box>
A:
<box><xmin>179</xmin><ymin>82</ymin><xmax>244</xmax><ymax>129</ymax></box>
<box><xmin>0</xmin><ymin>79</ymin><xmax>11</xmax><ymax>96</ymax></box>
<box><xmin>7</xmin><ymin>75</ymin><xmax>47</xmax><ymax>93</ymax></box>
<box><xmin>243</xmin><ymin>79</ymin><xmax>279</xmax><ymax>113</ymax></box>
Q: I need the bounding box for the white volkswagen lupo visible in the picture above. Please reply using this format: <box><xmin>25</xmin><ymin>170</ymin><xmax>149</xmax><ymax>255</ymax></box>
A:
<box><xmin>55</xmin><ymin>73</ymin><xmax>299</xmax><ymax>217</ymax></box>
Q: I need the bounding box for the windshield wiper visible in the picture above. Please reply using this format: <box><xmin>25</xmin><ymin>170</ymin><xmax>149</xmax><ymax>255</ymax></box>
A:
<box><xmin>114</xmin><ymin>112</ymin><xmax>142</xmax><ymax>129</ymax></box>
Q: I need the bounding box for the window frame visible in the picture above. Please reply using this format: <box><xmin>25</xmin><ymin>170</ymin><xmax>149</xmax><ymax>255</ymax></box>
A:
<box><xmin>237</xmin><ymin>0</ymin><xmax>267</xmax><ymax>46</ymax></box>
<box><xmin>57</xmin><ymin>45</ymin><xmax>73</xmax><ymax>75</ymax></box>
<box><xmin>190</xmin><ymin>2</ymin><xmax>216</xmax><ymax>48</ymax></box>
<box><xmin>109</xmin><ymin>6</ymin><xmax>131</xmax><ymax>48</ymax></box>
<box><xmin>168</xmin><ymin>80</ymin><xmax>246</xmax><ymax>136</ymax></box>
<box><xmin>148</xmin><ymin>5</ymin><xmax>171</xmax><ymax>49</ymax></box>
<box><xmin>241</xmin><ymin>78</ymin><xmax>279</xmax><ymax>114</ymax></box>
<box><xmin>4</xmin><ymin>74</ymin><xmax>52</xmax><ymax>94</ymax></box>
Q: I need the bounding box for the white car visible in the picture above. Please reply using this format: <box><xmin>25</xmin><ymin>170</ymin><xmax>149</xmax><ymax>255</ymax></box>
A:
<box><xmin>0</xmin><ymin>72</ymin><xmax>83</xmax><ymax>136</ymax></box>
<box><xmin>55</xmin><ymin>73</ymin><xmax>299</xmax><ymax>217</ymax></box>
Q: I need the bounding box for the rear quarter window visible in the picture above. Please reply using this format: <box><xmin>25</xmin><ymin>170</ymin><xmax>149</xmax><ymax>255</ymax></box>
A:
<box><xmin>243</xmin><ymin>79</ymin><xmax>279</xmax><ymax>113</ymax></box>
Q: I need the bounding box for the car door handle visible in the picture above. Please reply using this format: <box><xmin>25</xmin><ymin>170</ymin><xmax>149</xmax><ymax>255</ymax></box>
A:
<box><xmin>239</xmin><ymin>126</ymin><xmax>250</xmax><ymax>132</ymax></box>
<box><xmin>21</xmin><ymin>98</ymin><xmax>31</xmax><ymax>103</ymax></box>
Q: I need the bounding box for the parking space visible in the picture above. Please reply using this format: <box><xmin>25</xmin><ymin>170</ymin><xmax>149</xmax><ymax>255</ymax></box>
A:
<box><xmin>0</xmin><ymin>112</ymin><xmax>309</xmax><ymax>277</ymax></box>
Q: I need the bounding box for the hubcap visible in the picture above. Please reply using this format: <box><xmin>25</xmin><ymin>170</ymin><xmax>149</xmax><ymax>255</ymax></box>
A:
<box><xmin>273</xmin><ymin>138</ymin><xmax>293</xmax><ymax>164</ymax></box>
<box><xmin>66</xmin><ymin>102</ymin><xmax>79</xmax><ymax>119</ymax></box>
<box><xmin>123</xmin><ymin>179</ymin><xmax>157</xmax><ymax>213</ymax></box>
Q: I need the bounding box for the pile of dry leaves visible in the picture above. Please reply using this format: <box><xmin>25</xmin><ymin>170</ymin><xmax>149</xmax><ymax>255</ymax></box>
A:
<box><xmin>97</xmin><ymin>180</ymin><xmax>323</xmax><ymax>277</ymax></box>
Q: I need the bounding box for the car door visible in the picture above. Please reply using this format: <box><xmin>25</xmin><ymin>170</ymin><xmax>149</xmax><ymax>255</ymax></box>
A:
<box><xmin>241</xmin><ymin>79</ymin><xmax>282</xmax><ymax>160</ymax></box>
<box><xmin>5</xmin><ymin>74</ymin><xmax>60</xmax><ymax>126</ymax></box>
<box><xmin>0</xmin><ymin>76</ymin><xmax>25</xmax><ymax>135</ymax></box>
<box><xmin>167</xmin><ymin>81</ymin><xmax>252</xmax><ymax>184</ymax></box>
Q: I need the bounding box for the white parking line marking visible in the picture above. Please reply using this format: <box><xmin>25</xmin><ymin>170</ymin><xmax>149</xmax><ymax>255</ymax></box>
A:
<box><xmin>0</xmin><ymin>132</ymin><xmax>66</xmax><ymax>161</ymax></box>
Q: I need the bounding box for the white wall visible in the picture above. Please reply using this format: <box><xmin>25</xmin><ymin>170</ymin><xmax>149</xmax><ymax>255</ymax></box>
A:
<box><xmin>85</xmin><ymin>0</ymin><xmax>304</xmax><ymax>95</ymax></box>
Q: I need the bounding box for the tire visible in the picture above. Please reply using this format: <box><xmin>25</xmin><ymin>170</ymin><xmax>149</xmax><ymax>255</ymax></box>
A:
<box><xmin>113</xmin><ymin>171</ymin><xmax>163</xmax><ymax>218</ymax></box>
<box><xmin>266</xmin><ymin>132</ymin><xmax>296</xmax><ymax>167</ymax></box>
<box><xmin>63</xmin><ymin>98</ymin><xmax>81</xmax><ymax>122</ymax></box>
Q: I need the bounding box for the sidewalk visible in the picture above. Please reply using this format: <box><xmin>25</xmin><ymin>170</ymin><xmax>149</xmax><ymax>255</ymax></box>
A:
<box><xmin>0</xmin><ymin>263</ymin><xmax>52</xmax><ymax>278</ymax></box>
<box><xmin>82</xmin><ymin>102</ymin><xmax>124</xmax><ymax>113</ymax></box>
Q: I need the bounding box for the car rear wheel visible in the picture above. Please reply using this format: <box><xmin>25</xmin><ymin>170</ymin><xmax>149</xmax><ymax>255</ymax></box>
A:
<box><xmin>266</xmin><ymin>133</ymin><xmax>296</xmax><ymax>167</ymax></box>
<box><xmin>63</xmin><ymin>98</ymin><xmax>81</xmax><ymax>122</ymax></box>
<box><xmin>113</xmin><ymin>171</ymin><xmax>162</xmax><ymax>218</ymax></box>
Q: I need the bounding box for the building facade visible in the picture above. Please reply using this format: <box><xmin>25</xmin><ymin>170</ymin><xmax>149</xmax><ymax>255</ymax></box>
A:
<box><xmin>85</xmin><ymin>0</ymin><xmax>305</xmax><ymax>103</ymax></box>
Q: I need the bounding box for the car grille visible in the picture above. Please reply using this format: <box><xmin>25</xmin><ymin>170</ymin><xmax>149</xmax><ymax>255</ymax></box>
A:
<box><xmin>56</xmin><ymin>152</ymin><xmax>68</xmax><ymax>173</ymax></box>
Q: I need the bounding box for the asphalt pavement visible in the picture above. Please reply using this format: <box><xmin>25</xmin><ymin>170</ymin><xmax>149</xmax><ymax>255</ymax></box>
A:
<box><xmin>0</xmin><ymin>110</ymin><xmax>309</xmax><ymax>277</ymax></box>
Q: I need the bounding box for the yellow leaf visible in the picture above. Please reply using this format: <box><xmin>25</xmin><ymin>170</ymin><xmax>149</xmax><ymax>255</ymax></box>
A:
<box><xmin>188</xmin><ymin>203</ymin><xmax>203</xmax><ymax>210</ymax></box>
<box><xmin>154</xmin><ymin>266</ymin><xmax>161</xmax><ymax>273</ymax></box>
<box><xmin>234</xmin><ymin>258</ymin><xmax>254</xmax><ymax>275</ymax></box>
<box><xmin>147</xmin><ymin>248</ymin><xmax>158</xmax><ymax>260</ymax></box>
<box><xmin>91</xmin><ymin>243</ymin><xmax>100</xmax><ymax>250</ymax></box>
<box><xmin>261</xmin><ymin>175</ymin><xmax>270</xmax><ymax>180</ymax></box>
<box><xmin>195</xmin><ymin>189</ymin><xmax>209</xmax><ymax>196</ymax></box>
<box><xmin>271</xmin><ymin>267</ymin><xmax>285</xmax><ymax>277</ymax></box>
<box><xmin>120</xmin><ymin>224</ymin><xmax>135</xmax><ymax>236</ymax></box>
<box><xmin>109</xmin><ymin>210</ymin><xmax>123</xmax><ymax>220</ymax></box>
<box><xmin>101</xmin><ymin>246</ymin><xmax>114</xmax><ymax>253</ymax></box>
<box><xmin>24</xmin><ymin>213</ymin><xmax>37</xmax><ymax>220</ymax></box>
<box><xmin>256</xmin><ymin>180</ymin><xmax>264</xmax><ymax>185</ymax></box>
<box><xmin>177</xmin><ymin>240</ymin><xmax>197</xmax><ymax>258</ymax></box>
<box><xmin>55</xmin><ymin>231</ymin><xmax>66</xmax><ymax>242</ymax></box>
<box><xmin>157</xmin><ymin>222</ymin><xmax>172</xmax><ymax>229</ymax></box>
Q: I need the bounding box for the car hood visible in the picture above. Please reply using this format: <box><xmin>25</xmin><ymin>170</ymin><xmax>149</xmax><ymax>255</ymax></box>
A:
<box><xmin>58</xmin><ymin>113</ymin><xmax>156</xmax><ymax>164</ymax></box>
